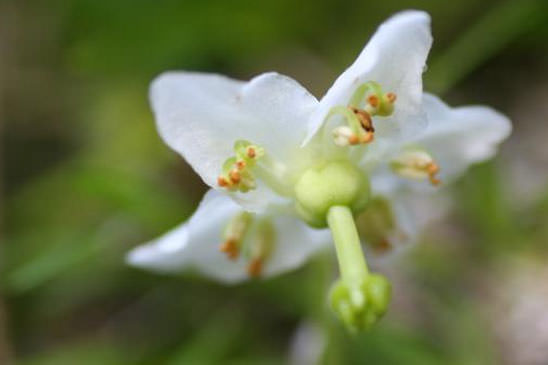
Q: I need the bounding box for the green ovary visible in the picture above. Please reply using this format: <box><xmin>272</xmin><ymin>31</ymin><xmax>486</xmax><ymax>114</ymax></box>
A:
<box><xmin>294</xmin><ymin>161</ymin><xmax>370</xmax><ymax>227</ymax></box>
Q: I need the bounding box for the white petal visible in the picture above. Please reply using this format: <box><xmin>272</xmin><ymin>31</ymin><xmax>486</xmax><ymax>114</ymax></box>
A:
<box><xmin>126</xmin><ymin>222</ymin><xmax>190</xmax><ymax>271</ymax></box>
<box><xmin>306</xmin><ymin>10</ymin><xmax>432</xmax><ymax>143</ymax></box>
<box><xmin>263</xmin><ymin>215</ymin><xmax>330</xmax><ymax>278</ymax></box>
<box><xmin>417</xmin><ymin>93</ymin><xmax>512</xmax><ymax>182</ymax></box>
<box><xmin>150</xmin><ymin>71</ymin><xmax>318</xmax><ymax>211</ymax></box>
<box><xmin>126</xmin><ymin>189</ymin><xmax>240</xmax><ymax>273</ymax></box>
<box><xmin>127</xmin><ymin>190</ymin><xmax>330</xmax><ymax>283</ymax></box>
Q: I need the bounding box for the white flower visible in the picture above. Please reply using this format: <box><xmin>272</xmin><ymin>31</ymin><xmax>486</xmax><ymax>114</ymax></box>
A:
<box><xmin>127</xmin><ymin>10</ymin><xmax>510</xmax><ymax>330</ymax></box>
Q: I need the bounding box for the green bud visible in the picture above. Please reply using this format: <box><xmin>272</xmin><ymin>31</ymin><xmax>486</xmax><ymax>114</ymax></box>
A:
<box><xmin>294</xmin><ymin>161</ymin><xmax>370</xmax><ymax>227</ymax></box>
<box><xmin>329</xmin><ymin>273</ymin><xmax>391</xmax><ymax>332</ymax></box>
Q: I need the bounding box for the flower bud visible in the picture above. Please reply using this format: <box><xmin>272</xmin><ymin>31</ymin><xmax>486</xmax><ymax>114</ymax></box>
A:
<box><xmin>329</xmin><ymin>273</ymin><xmax>391</xmax><ymax>332</ymax></box>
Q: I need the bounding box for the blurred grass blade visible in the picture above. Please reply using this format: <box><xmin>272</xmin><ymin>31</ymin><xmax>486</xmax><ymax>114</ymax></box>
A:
<box><xmin>426</xmin><ymin>0</ymin><xmax>546</xmax><ymax>94</ymax></box>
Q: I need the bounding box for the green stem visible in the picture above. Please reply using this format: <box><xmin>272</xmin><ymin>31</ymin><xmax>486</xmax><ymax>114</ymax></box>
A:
<box><xmin>327</xmin><ymin>205</ymin><xmax>369</xmax><ymax>283</ymax></box>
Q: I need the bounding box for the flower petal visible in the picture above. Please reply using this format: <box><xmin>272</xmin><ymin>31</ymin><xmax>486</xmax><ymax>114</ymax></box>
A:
<box><xmin>127</xmin><ymin>190</ymin><xmax>330</xmax><ymax>283</ymax></box>
<box><xmin>416</xmin><ymin>93</ymin><xmax>512</xmax><ymax>183</ymax></box>
<box><xmin>150</xmin><ymin>71</ymin><xmax>318</xmax><ymax>211</ymax></box>
<box><xmin>126</xmin><ymin>189</ymin><xmax>239</xmax><ymax>273</ymax></box>
<box><xmin>306</xmin><ymin>10</ymin><xmax>432</xmax><ymax>143</ymax></box>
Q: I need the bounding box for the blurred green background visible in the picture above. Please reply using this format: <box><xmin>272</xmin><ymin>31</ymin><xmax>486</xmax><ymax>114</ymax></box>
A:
<box><xmin>3</xmin><ymin>0</ymin><xmax>548</xmax><ymax>364</ymax></box>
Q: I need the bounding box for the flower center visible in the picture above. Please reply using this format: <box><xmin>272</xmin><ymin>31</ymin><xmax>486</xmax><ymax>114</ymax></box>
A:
<box><xmin>294</xmin><ymin>161</ymin><xmax>370</xmax><ymax>227</ymax></box>
<box><xmin>390</xmin><ymin>149</ymin><xmax>441</xmax><ymax>186</ymax></box>
<box><xmin>328</xmin><ymin>81</ymin><xmax>397</xmax><ymax>147</ymax></box>
<box><xmin>219</xmin><ymin>212</ymin><xmax>275</xmax><ymax>278</ymax></box>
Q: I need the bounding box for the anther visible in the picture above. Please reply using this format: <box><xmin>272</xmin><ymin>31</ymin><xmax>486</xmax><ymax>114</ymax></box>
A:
<box><xmin>385</xmin><ymin>92</ymin><xmax>396</xmax><ymax>103</ymax></box>
<box><xmin>243</xmin><ymin>220</ymin><xmax>274</xmax><ymax>279</ymax></box>
<box><xmin>368</xmin><ymin>95</ymin><xmax>379</xmax><ymax>108</ymax></box>
<box><xmin>360</xmin><ymin>133</ymin><xmax>374</xmax><ymax>144</ymax></box>
<box><xmin>349</xmin><ymin>134</ymin><xmax>360</xmax><ymax>145</ymax></box>
<box><xmin>247</xmin><ymin>258</ymin><xmax>263</xmax><ymax>277</ymax></box>
<box><xmin>220</xmin><ymin>212</ymin><xmax>253</xmax><ymax>260</ymax></box>
<box><xmin>350</xmin><ymin>107</ymin><xmax>374</xmax><ymax>132</ymax></box>
<box><xmin>328</xmin><ymin>81</ymin><xmax>397</xmax><ymax>148</ymax></box>
<box><xmin>391</xmin><ymin>149</ymin><xmax>442</xmax><ymax>186</ymax></box>
<box><xmin>247</xmin><ymin>147</ymin><xmax>256</xmax><ymax>158</ymax></box>
<box><xmin>229</xmin><ymin>169</ymin><xmax>241</xmax><ymax>184</ymax></box>
<box><xmin>219</xmin><ymin>239</ymin><xmax>239</xmax><ymax>260</ymax></box>
<box><xmin>217</xmin><ymin>176</ymin><xmax>230</xmax><ymax>187</ymax></box>
<box><xmin>236</xmin><ymin>160</ymin><xmax>246</xmax><ymax>170</ymax></box>
<box><xmin>427</xmin><ymin>162</ymin><xmax>441</xmax><ymax>186</ymax></box>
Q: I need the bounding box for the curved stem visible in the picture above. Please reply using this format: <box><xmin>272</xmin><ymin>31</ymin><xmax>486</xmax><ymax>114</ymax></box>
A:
<box><xmin>327</xmin><ymin>206</ymin><xmax>369</xmax><ymax>283</ymax></box>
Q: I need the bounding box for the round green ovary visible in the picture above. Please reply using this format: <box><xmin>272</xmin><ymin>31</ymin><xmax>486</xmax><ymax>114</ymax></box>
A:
<box><xmin>294</xmin><ymin>161</ymin><xmax>370</xmax><ymax>227</ymax></box>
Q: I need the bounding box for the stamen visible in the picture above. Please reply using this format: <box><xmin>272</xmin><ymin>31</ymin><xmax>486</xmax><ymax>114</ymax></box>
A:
<box><xmin>247</xmin><ymin>258</ymin><xmax>263</xmax><ymax>277</ymax></box>
<box><xmin>385</xmin><ymin>92</ymin><xmax>396</xmax><ymax>103</ymax></box>
<box><xmin>427</xmin><ymin>162</ymin><xmax>441</xmax><ymax>186</ymax></box>
<box><xmin>390</xmin><ymin>149</ymin><xmax>442</xmax><ymax>186</ymax></box>
<box><xmin>219</xmin><ymin>212</ymin><xmax>253</xmax><ymax>260</ymax></box>
<box><xmin>229</xmin><ymin>169</ymin><xmax>241</xmax><ymax>184</ymax></box>
<box><xmin>368</xmin><ymin>95</ymin><xmax>379</xmax><ymax>108</ymax></box>
<box><xmin>242</xmin><ymin>220</ymin><xmax>274</xmax><ymax>279</ymax></box>
<box><xmin>236</xmin><ymin>160</ymin><xmax>246</xmax><ymax>170</ymax></box>
<box><xmin>327</xmin><ymin>81</ymin><xmax>396</xmax><ymax>148</ymax></box>
<box><xmin>217</xmin><ymin>176</ymin><xmax>230</xmax><ymax>187</ymax></box>
<box><xmin>350</xmin><ymin>107</ymin><xmax>374</xmax><ymax>132</ymax></box>
<box><xmin>219</xmin><ymin>215</ymin><xmax>276</xmax><ymax>278</ymax></box>
<box><xmin>219</xmin><ymin>239</ymin><xmax>239</xmax><ymax>260</ymax></box>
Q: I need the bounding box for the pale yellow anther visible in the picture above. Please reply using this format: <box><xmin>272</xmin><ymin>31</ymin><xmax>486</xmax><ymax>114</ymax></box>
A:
<box><xmin>391</xmin><ymin>149</ymin><xmax>442</xmax><ymax>186</ymax></box>
<box><xmin>333</xmin><ymin>126</ymin><xmax>355</xmax><ymax>146</ymax></box>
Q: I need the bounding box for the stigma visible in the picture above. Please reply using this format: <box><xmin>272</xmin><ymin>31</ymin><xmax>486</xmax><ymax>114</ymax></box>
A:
<box><xmin>217</xmin><ymin>140</ymin><xmax>264</xmax><ymax>192</ymax></box>
<box><xmin>390</xmin><ymin>149</ymin><xmax>442</xmax><ymax>186</ymax></box>
<box><xmin>327</xmin><ymin>81</ymin><xmax>397</xmax><ymax>147</ymax></box>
